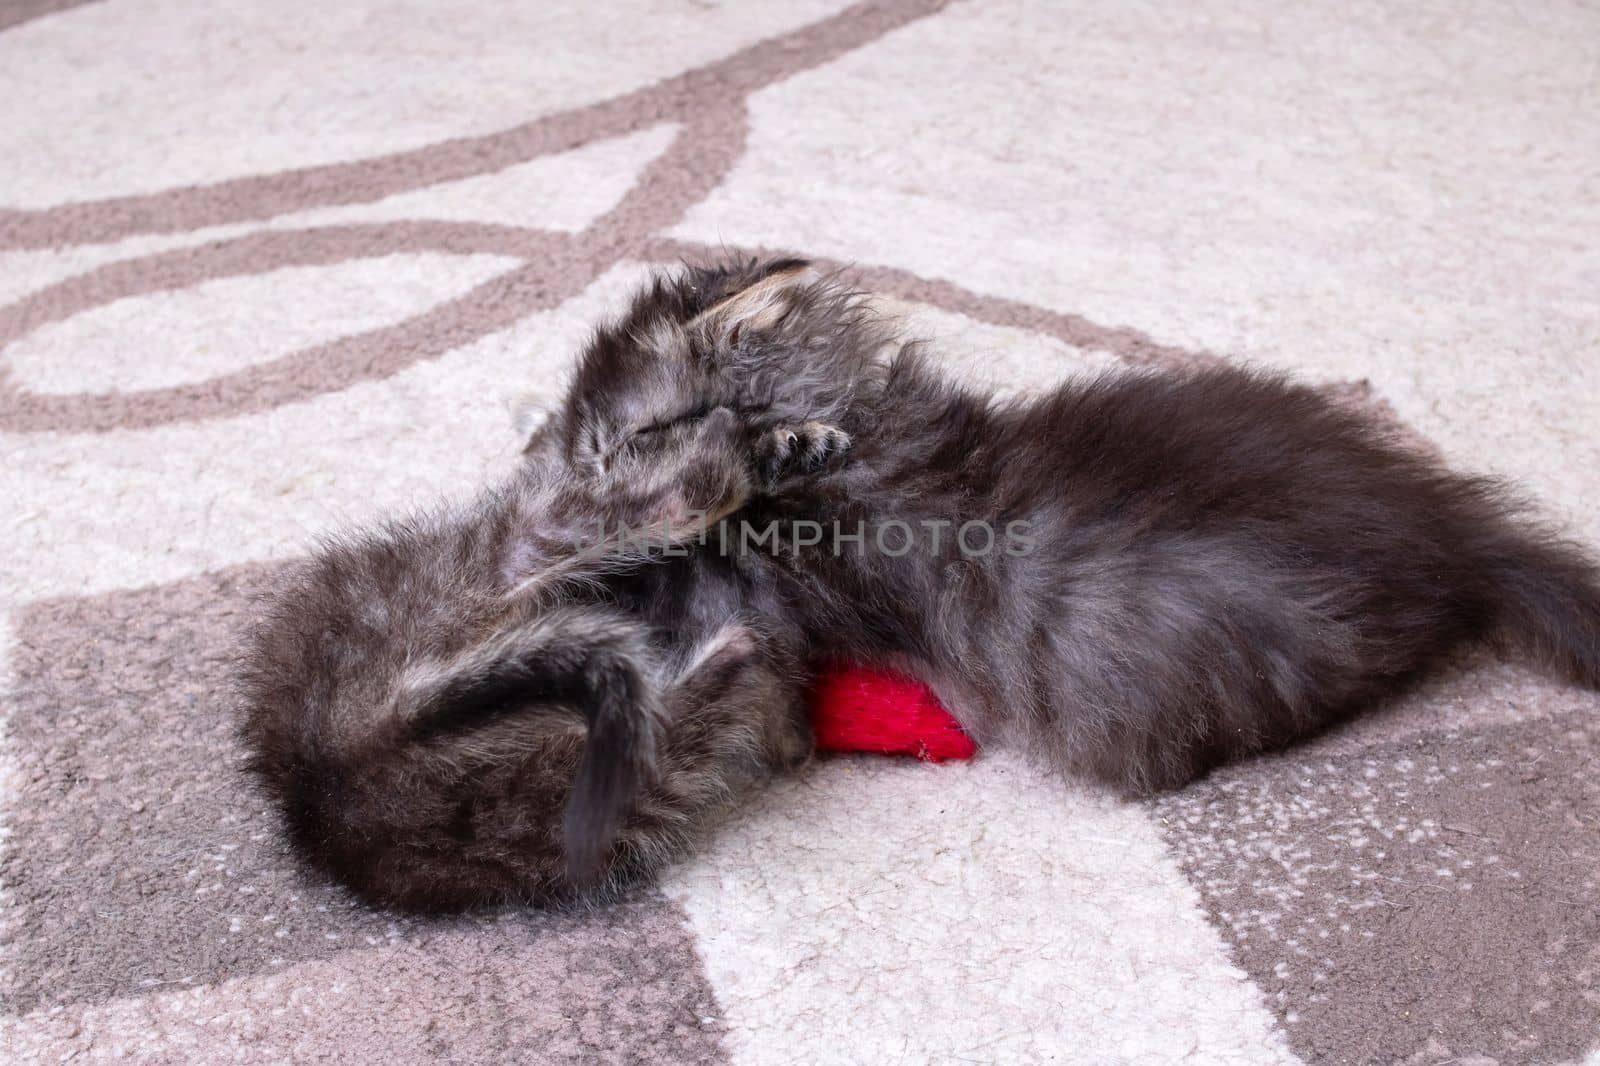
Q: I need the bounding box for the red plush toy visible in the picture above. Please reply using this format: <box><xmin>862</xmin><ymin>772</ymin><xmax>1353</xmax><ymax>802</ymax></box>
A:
<box><xmin>808</xmin><ymin>665</ymin><xmax>977</xmax><ymax>762</ymax></box>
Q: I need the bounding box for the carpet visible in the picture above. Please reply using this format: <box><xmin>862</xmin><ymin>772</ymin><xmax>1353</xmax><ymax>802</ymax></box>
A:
<box><xmin>2</xmin><ymin>1</ymin><xmax>1597</xmax><ymax>1062</ymax></box>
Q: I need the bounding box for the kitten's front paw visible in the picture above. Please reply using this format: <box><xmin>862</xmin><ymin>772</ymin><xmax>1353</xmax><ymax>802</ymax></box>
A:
<box><xmin>759</xmin><ymin>421</ymin><xmax>852</xmax><ymax>484</ymax></box>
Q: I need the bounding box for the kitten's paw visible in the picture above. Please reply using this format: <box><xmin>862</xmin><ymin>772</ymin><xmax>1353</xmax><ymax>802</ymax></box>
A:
<box><xmin>759</xmin><ymin>421</ymin><xmax>852</xmax><ymax>483</ymax></box>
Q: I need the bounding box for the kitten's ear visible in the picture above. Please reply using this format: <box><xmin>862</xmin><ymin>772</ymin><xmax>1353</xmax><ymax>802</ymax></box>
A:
<box><xmin>690</xmin><ymin>259</ymin><xmax>817</xmax><ymax>350</ymax></box>
<box><xmin>510</xmin><ymin>392</ymin><xmax>554</xmax><ymax>454</ymax></box>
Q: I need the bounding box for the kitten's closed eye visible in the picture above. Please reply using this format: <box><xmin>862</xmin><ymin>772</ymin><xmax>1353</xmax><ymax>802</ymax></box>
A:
<box><xmin>631</xmin><ymin>402</ymin><xmax>772</xmax><ymax>441</ymax></box>
<box><xmin>632</xmin><ymin>405</ymin><xmax>713</xmax><ymax>439</ymax></box>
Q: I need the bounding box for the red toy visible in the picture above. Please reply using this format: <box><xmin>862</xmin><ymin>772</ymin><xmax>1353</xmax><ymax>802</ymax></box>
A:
<box><xmin>809</xmin><ymin>665</ymin><xmax>977</xmax><ymax>762</ymax></box>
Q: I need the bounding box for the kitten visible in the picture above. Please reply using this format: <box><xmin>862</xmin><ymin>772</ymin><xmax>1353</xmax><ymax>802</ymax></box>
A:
<box><xmin>551</xmin><ymin>257</ymin><xmax>1600</xmax><ymax>795</ymax></box>
<box><xmin>237</xmin><ymin>404</ymin><xmax>815</xmax><ymax>911</ymax></box>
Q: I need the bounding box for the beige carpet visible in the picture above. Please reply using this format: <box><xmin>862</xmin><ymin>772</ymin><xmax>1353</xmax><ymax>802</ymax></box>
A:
<box><xmin>3</xmin><ymin>1</ymin><xmax>1598</xmax><ymax>1062</ymax></box>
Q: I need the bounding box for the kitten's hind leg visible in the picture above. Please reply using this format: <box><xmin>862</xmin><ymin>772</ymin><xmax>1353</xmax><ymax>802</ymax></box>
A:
<box><xmin>616</xmin><ymin>625</ymin><xmax>813</xmax><ymax>871</ymax></box>
<box><xmin>670</xmin><ymin>622</ymin><xmax>813</xmax><ymax>774</ymax></box>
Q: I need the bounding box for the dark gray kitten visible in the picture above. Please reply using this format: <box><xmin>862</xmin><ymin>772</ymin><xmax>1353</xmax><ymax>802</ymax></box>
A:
<box><xmin>553</xmin><ymin>257</ymin><xmax>1600</xmax><ymax>797</ymax></box>
<box><xmin>238</xmin><ymin>401</ymin><xmax>817</xmax><ymax>911</ymax></box>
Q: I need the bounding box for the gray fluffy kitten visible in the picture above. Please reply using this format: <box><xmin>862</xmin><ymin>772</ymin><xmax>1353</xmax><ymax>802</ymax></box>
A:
<box><xmin>241</xmin><ymin>257</ymin><xmax>1600</xmax><ymax>912</ymax></box>
<box><xmin>238</xmin><ymin>399</ymin><xmax>817</xmax><ymax>910</ymax></box>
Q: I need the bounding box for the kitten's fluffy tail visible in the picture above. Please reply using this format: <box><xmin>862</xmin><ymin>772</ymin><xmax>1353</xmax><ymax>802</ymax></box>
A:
<box><xmin>1478</xmin><ymin>526</ymin><xmax>1600</xmax><ymax>688</ymax></box>
<box><xmin>401</xmin><ymin>609</ymin><xmax>667</xmax><ymax>884</ymax></box>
